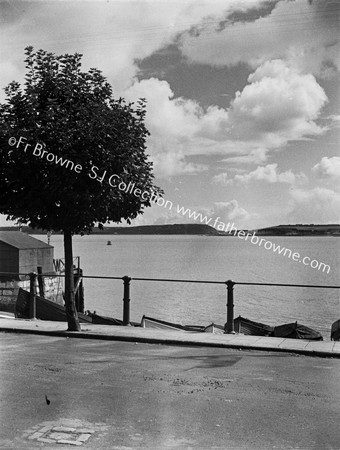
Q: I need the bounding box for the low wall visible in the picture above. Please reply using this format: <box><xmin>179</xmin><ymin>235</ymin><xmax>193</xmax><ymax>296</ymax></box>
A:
<box><xmin>0</xmin><ymin>275</ymin><xmax>64</xmax><ymax>313</ymax></box>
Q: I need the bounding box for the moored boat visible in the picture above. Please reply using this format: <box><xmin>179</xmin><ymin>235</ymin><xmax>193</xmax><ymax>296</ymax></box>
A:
<box><xmin>86</xmin><ymin>311</ymin><xmax>123</xmax><ymax>326</ymax></box>
<box><xmin>141</xmin><ymin>315</ymin><xmax>204</xmax><ymax>332</ymax></box>
<box><xmin>234</xmin><ymin>315</ymin><xmax>274</xmax><ymax>336</ymax></box>
<box><xmin>331</xmin><ymin>319</ymin><xmax>340</xmax><ymax>341</ymax></box>
<box><xmin>204</xmin><ymin>323</ymin><xmax>224</xmax><ymax>334</ymax></box>
<box><xmin>273</xmin><ymin>321</ymin><xmax>323</xmax><ymax>340</ymax></box>
<box><xmin>15</xmin><ymin>288</ymin><xmax>92</xmax><ymax>323</ymax></box>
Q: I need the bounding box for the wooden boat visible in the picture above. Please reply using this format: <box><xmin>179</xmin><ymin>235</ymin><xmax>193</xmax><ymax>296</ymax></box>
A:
<box><xmin>15</xmin><ymin>288</ymin><xmax>92</xmax><ymax>323</ymax></box>
<box><xmin>86</xmin><ymin>311</ymin><xmax>123</xmax><ymax>326</ymax></box>
<box><xmin>141</xmin><ymin>315</ymin><xmax>204</xmax><ymax>332</ymax></box>
<box><xmin>331</xmin><ymin>319</ymin><xmax>340</xmax><ymax>341</ymax></box>
<box><xmin>204</xmin><ymin>323</ymin><xmax>224</xmax><ymax>334</ymax></box>
<box><xmin>234</xmin><ymin>315</ymin><xmax>274</xmax><ymax>336</ymax></box>
<box><xmin>273</xmin><ymin>321</ymin><xmax>323</xmax><ymax>340</ymax></box>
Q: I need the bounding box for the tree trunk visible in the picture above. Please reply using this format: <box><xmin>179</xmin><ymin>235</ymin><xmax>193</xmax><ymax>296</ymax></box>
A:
<box><xmin>63</xmin><ymin>229</ymin><xmax>81</xmax><ymax>331</ymax></box>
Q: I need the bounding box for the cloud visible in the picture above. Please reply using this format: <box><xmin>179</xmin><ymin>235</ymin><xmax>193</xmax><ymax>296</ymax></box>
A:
<box><xmin>0</xmin><ymin>0</ymin><xmax>233</xmax><ymax>95</ymax></box>
<box><xmin>122</xmin><ymin>59</ymin><xmax>328</xmax><ymax>178</ymax></box>
<box><xmin>1</xmin><ymin>2</ymin><xmax>331</xmax><ymax>179</ymax></box>
<box><xmin>312</xmin><ymin>156</ymin><xmax>340</xmax><ymax>179</ymax></box>
<box><xmin>123</xmin><ymin>77</ymin><xmax>228</xmax><ymax>140</ymax></box>
<box><xmin>227</xmin><ymin>60</ymin><xmax>328</xmax><ymax>148</ymax></box>
<box><xmin>150</xmin><ymin>147</ymin><xmax>207</xmax><ymax>177</ymax></box>
<box><xmin>211</xmin><ymin>200</ymin><xmax>253</xmax><ymax>223</ymax></box>
<box><xmin>192</xmin><ymin>200</ymin><xmax>256</xmax><ymax>227</ymax></box>
<box><xmin>327</xmin><ymin>115</ymin><xmax>340</xmax><ymax>127</ymax></box>
<box><xmin>288</xmin><ymin>187</ymin><xmax>340</xmax><ymax>224</ymax></box>
<box><xmin>180</xmin><ymin>0</ymin><xmax>340</xmax><ymax>77</ymax></box>
<box><xmin>221</xmin><ymin>148</ymin><xmax>268</xmax><ymax>165</ymax></box>
<box><xmin>138</xmin><ymin>198</ymin><xmax>254</xmax><ymax>228</ymax></box>
<box><xmin>123</xmin><ymin>77</ymin><xmax>228</xmax><ymax>176</ymax></box>
<box><xmin>213</xmin><ymin>164</ymin><xmax>307</xmax><ymax>186</ymax></box>
<box><xmin>212</xmin><ymin>172</ymin><xmax>229</xmax><ymax>186</ymax></box>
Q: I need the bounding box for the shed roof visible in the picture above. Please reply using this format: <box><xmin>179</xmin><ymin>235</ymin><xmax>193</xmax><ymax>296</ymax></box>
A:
<box><xmin>0</xmin><ymin>231</ymin><xmax>53</xmax><ymax>249</ymax></box>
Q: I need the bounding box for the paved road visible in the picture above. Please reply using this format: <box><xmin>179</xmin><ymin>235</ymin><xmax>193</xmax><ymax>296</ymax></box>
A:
<box><xmin>0</xmin><ymin>334</ymin><xmax>339</xmax><ymax>449</ymax></box>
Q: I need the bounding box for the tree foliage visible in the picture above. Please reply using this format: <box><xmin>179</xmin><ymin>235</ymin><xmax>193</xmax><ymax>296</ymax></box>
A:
<box><xmin>0</xmin><ymin>46</ymin><xmax>161</xmax><ymax>232</ymax></box>
<box><xmin>0</xmin><ymin>47</ymin><xmax>162</xmax><ymax>330</ymax></box>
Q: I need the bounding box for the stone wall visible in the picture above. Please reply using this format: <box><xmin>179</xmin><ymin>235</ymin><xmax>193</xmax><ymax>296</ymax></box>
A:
<box><xmin>0</xmin><ymin>275</ymin><xmax>64</xmax><ymax>313</ymax></box>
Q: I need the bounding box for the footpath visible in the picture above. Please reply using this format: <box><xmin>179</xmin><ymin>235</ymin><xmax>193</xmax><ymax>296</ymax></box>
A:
<box><xmin>0</xmin><ymin>313</ymin><xmax>339</xmax><ymax>358</ymax></box>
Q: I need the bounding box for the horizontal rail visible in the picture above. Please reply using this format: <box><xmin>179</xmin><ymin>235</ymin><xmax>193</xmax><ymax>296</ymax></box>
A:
<box><xmin>1</xmin><ymin>271</ymin><xmax>339</xmax><ymax>289</ymax></box>
<box><xmin>0</xmin><ymin>272</ymin><xmax>123</xmax><ymax>281</ymax></box>
<box><xmin>0</xmin><ymin>272</ymin><xmax>31</xmax><ymax>277</ymax></box>
<box><xmin>235</xmin><ymin>281</ymin><xmax>340</xmax><ymax>289</ymax></box>
<box><xmin>78</xmin><ymin>275</ymin><xmax>123</xmax><ymax>280</ymax></box>
<box><xmin>131</xmin><ymin>276</ymin><xmax>226</xmax><ymax>285</ymax></box>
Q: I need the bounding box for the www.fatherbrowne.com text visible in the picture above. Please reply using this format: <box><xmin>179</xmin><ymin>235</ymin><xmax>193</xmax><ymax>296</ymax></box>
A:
<box><xmin>9</xmin><ymin>136</ymin><xmax>331</xmax><ymax>274</ymax></box>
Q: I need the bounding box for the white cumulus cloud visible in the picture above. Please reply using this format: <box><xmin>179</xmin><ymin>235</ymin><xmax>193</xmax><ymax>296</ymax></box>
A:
<box><xmin>123</xmin><ymin>59</ymin><xmax>328</xmax><ymax>178</ymax></box>
<box><xmin>228</xmin><ymin>60</ymin><xmax>328</xmax><ymax>148</ymax></box>
<box><xmin>312</xmin><ymin>156</ymin><xmax>340</xmax><ymax>179</ymax></box>
<box><xmin>213</xmin><ymin>163</ymin><xmax>306</xmax><ymax>186</ymax></box>
<box><xmin>123</xmin><ymin>77</ymin><xmax>228</xmax><ymax>176</ymax></box>
<box><xmin>288</xmin><ymin>187</ymin><xmax>340</xmax><ymax>224</ymax></box>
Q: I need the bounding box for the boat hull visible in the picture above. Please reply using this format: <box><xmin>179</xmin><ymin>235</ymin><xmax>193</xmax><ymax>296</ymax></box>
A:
<box><xmin>88</xmin><ymin>312</ymin><xmax>123</xmax><ymax>326</ymax></box>
<box><xmin>141</xmin><ymin>315</ymin><xmax>204</xmax><ymax>332</ymax></box>
<box><xmin>331</xmin><ymin>320</ymin><xmax>340</xmax><ymax>341</ymax></box>
<box><xmin>274</xmin><ymin>322</ymin><xmax>323</xmax><ymax>340</ymax></box>
<box><xmin>234</xmin><ymin>316</ymin><xmax>274</xmax><ymax>336</ymax></box>
<box><xmin>15</xmin><ymin>288</ymin><xmax>92</xmax><ymax>323</ymax></box>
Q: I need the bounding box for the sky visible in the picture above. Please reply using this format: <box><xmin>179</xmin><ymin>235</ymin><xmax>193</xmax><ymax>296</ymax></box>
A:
<box><xmin>0</xmin><ymin>0</ymin><xmax>339</xmax><ymax>230</ymax></box>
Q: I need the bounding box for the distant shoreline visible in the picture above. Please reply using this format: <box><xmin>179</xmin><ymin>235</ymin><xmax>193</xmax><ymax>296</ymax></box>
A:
<box><xmin>1</xmin><ymin>223</ymin><xmax>339</xmax><ymax>237</ymax></box>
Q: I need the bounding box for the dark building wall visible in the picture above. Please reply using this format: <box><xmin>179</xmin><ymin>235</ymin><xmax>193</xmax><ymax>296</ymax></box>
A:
<box><xmin>0</xmin><ymin>242</ymin><xmax>19</xmax><ymax>276</ymax></box>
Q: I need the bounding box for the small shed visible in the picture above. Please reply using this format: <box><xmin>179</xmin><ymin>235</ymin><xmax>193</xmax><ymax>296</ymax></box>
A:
<box><xmin>0</xmin><ymin>231</ymin><xmax>54</xmax><ymax>280</ymax></box>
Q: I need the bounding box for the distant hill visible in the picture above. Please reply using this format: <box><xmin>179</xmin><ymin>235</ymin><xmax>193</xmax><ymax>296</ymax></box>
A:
<box><xmin>0</xmin><ymin>223</ymin><xmax>339</xmax><ymax>236</ymax></box>
<box><xmin>94</xmin><ymin>224</ymin><xmax>221</xmax><ymax>235</ymax></box>
<box><xmin>0</xmin><ymin>224</ymin><xmax>221</xmax><ymax>236</ymax></box>
<box><xmin>254</xmin><ymin>224</ymin><xmax>340</xmax><ymax>236</ymax></box>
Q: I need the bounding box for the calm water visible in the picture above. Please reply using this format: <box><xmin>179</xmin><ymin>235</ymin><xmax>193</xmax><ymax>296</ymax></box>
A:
<box><xmin>35</xmin><ymin>234</ymin><xmax>340</xmax><ymax>339</ymax></box>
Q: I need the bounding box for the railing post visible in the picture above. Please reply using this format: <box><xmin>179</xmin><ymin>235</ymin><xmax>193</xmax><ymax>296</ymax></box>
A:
<box><xmin>29</xmin><ymin>272</ymin><xmax>37</xmax><ymax>319</ymax></box>
<box><xmin>122</xmin><ymin>275</ymin><xmax>131</xmax><ymax>325</ymax></box>
<box><xmin>224</xmin><ymin>279</ymin><xmax>235</xmax><ymax>334</ymax></box>
<box><xmin>37</xmin><ymin>266</ymin><xmax>44</xmax><ymax>297</ymax></box>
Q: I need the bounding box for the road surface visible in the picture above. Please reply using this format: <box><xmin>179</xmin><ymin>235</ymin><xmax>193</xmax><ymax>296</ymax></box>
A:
<box><xmin>0</xmin><ymin>333</ymin><xmax>339</xmax><ymax>449</ymax></box>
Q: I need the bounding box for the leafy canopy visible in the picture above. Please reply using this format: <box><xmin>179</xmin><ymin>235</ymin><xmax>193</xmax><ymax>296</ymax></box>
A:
<box><xmin>0</xmin><ymin>47</ymin><xmax>161</xmax><ymax>233</ymax></box>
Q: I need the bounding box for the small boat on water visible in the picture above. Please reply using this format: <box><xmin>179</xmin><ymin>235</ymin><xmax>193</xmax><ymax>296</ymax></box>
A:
<box><xmin>273</xmin><ymin>321</ymin><xmax>323</xmax><ymax>340</ymax></box>
<box><xmin>107</xmin><ymin>241</ymin><xmax>112</xmax><ymax>245</ymax></box>
<box><xmin>331</xmin><ymin>319</ymin><xmax>340</xmax><ymax>341</ymax></box>
<box><xmin>234</xmin><ymin>315</ymin><xmax>274</xmax><ymax>336</ymax></box>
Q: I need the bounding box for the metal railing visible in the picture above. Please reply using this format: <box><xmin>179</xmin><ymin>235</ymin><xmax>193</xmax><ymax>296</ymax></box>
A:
<box><xmin>1</xmin><ymin>271</ymin><xmax>339</xmax><ymax>330</ymax></box>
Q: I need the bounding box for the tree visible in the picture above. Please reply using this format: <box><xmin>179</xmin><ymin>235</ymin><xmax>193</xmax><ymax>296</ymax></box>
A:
<box><xmin>0</xmin><ymin>47</ymin><xmax>162</xmax><ymax>331</ymax></box>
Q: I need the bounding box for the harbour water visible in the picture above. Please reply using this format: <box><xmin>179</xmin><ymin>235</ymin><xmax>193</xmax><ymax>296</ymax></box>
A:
<box><xmin>36</xmin><ymin>234</ymin><xmax>339</xmax><ymax>339</ymax></box>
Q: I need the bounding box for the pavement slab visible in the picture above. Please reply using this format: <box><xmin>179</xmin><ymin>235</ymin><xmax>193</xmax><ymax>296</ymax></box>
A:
<box><xmin>278</xmin><ymin>339</ymin><xmax>309</xmax><ymax>350</ymax></box>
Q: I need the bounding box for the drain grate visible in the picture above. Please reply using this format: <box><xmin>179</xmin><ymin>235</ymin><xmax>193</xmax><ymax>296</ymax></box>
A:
<box><xmin>24</xmin><ymin>420</ymin><xmax>108</xmax><ymax>446</ymax></box>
